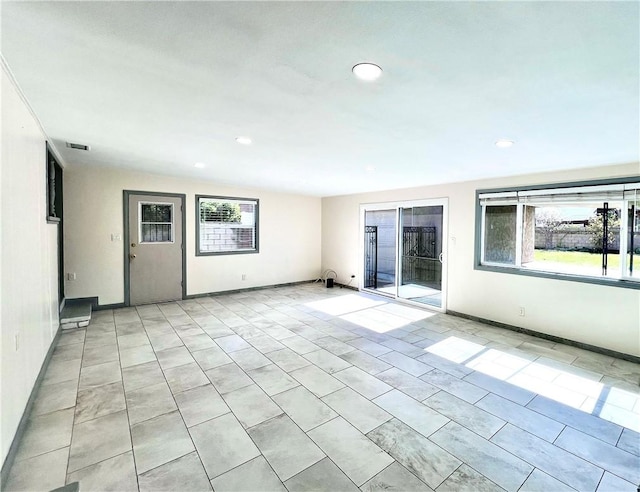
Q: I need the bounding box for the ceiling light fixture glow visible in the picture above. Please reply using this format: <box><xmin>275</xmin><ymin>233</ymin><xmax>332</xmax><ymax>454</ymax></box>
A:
<box><xmin>194</xmin><ymin>162</ymin><xmax>205</xmax><ymax>168</ymax></box>
<box><xmin>495</xmin><ymin>139</ymin><xmax>514</xmax><ymax>148</ymax></box>
<box><xmin>352</xmin><ymin>63</ymin><xmax>383</xmax><ymax>81</ymax></box>
<box><xmin>235</xmin><ymin>136</ymin><xmax>252</xmax><ymax>145</ymax></box>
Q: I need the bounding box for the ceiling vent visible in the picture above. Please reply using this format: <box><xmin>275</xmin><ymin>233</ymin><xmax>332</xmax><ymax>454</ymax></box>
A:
<box><xmin>65</xmin><ymin>142</ymin><xmax>91</xmax><ymax>151</ymax></box>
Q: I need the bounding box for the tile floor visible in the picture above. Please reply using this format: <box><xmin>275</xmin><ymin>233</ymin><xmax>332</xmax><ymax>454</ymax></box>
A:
<box><xmin>5</xmin><ymin>284</ymin><xmax>640</xmax><ymax>492</ymax></box>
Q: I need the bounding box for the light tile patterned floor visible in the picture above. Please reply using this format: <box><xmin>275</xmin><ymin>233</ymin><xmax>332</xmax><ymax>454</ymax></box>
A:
<box><xmin>5</xmin><ymin>284</ymin><xmax>640</xmax><ymax>491</ymax></box>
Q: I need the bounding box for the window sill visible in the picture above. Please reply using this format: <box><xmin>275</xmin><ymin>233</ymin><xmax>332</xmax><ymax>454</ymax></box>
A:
<box><xmin>476</xmin><ymin>263</ymin><xmax>640</xmax><ymax>290</ymax></box>
<box><xmin>196</xmin><ymin>249</ymin><xmax>259</xmax><ymax>257</ymax></box>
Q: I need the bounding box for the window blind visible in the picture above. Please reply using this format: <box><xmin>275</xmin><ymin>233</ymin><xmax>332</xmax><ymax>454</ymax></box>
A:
<box><xmin>479</xmin><ymin>182</ymin><xmax>640</xmax><ymax>206</ymax></box>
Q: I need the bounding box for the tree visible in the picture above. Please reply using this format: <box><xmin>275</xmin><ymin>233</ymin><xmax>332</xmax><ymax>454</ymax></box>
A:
<box><xmin>535</xmin><ymin>208</ymin><xmax>568</xmax><ymax>249</ymax></box>
<box><xmin>200</xmin><ymin>201</ymin><xmax>241</xmax><ymax>223</ymax></box>
<box><xmin>586</xmin><ymin>208</ymin><xmax>620</xmax><ymax>253</ymax></box>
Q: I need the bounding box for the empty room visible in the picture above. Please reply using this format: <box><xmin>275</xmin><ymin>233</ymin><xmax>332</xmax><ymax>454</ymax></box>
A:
<box><xmin>1</xmin><ymin>1</ymin><xmax>639</xmax><ymax>491</ymax></box>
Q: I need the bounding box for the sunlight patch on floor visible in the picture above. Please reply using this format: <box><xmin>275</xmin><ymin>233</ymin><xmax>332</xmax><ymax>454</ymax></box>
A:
<box><xmin>304</xmin><ymin>294</ymin><xmax>386</xmax><ymax>316</ymax></box>
<box><xmin>466</xmin><ymin>349</ymin><xmax>530</xmax><ymax>379</ymax></box>
<box><xmin>375</xmin><ymin>302</ymin><xmax>435</xmax><ymax>322</ymax></box>
<box><xmin>425</xmin><ymin>337</ymin><xmax>486</xmax><ymax>364</ymax></box>
<box><xmin>341</xmin><ymin>308</ymin><xmax>415</xmax><ymax>333</ymax></box>
<box><xmin>422</xmin><ymin>335</ymin><xmax>640</xmax><ymax>431</ymax></box>
<box><xmin>306</xmin><ymin>293</ymin><xmax>436</xmax><ymax>333</ymax></box>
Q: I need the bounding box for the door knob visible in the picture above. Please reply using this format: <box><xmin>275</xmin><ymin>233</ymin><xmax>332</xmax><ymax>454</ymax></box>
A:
<box><xmin>130</xmin><ymin>254</ymin><xmax>137</xmax><ymax>259</ymax></box>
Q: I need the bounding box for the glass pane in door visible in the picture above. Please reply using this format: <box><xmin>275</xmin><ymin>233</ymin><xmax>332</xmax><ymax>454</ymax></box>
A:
<box><xmin>399</xmin><ymin>206</ymin><xmax>443</xmax><ymax>308</ymax></box>
<box><xmin>627</xmin><ymin>194</ymin><xmax>640</xmax><ymax>279</ymax></box>
<box><xmin>364</xmin><ymin>210</ymin><xmax>397</xmax><ymax>294</ymax></box>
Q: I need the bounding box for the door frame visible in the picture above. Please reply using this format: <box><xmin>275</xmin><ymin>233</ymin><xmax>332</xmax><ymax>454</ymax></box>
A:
<box><xmin>123</xmin><ymin>190</ymin><xmax>187</xmax><ymax>307</ymax></box>
<box><xmin>359</xmin><ymin>198</ymin><xmax>449</xmax><ymax>312</ymax></box>
<box><xmin>46</xmin><ymin>142</ymin><xmax>65</xmax><ymax>310</ymax></box>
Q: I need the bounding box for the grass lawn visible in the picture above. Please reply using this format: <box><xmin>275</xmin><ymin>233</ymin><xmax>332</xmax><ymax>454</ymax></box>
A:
<box><xmin>533</xmin><ymin>249</ymin><xmax>621</xmax><ymax>269</ymax></box>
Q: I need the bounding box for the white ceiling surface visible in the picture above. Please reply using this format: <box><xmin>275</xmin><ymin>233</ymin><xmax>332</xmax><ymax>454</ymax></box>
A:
<box><xmin>2</xmin><ymin>2</ymin><xmax>638</xmax><ymax>197</ymax></box>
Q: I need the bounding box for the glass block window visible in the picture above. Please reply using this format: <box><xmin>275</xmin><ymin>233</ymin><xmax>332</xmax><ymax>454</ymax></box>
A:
<box><xmin>139</xmin><ymin>203</ymin><xmax>174</xmax><ymax>243</ymax></box>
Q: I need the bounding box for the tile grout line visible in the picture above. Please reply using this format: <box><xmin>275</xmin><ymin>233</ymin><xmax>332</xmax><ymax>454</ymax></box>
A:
<box><xmin>21</xmin><ymin>286</ymin><xmax>639</xmax><ymax>492</ymax></box>
<box><xmin>62</xmin><ymin>324</ymin><xmax>86</xmax><ymax>487</ymax></box>
<box><xmin>134</xmin><ymin>304</ymin><xmax>208</xmax><ymax>486</ymax></box>
<box><xmin>113</xmin><ymin>308</ymin><xmax>142</xmax><ymax>492</ymax></box>
<box><xmin>189</xmin><ymin>295</ymin><xmax>328</xmax><ymax>489</ymax></box>
<box><xmin>192</xmin><ymin>294</ymin><xmax>394</xmax><ymax>490</ymax></box>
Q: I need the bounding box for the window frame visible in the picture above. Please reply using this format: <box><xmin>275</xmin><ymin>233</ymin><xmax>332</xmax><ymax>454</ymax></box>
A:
<box><xmin>475</xmin><ymin>176</ymin><xmax>640</xmax><ymax>290</ymax></box>
<box><xmin>195</xmin><ymin>194</ymin><xmax>259</xmax><ymax>256</ymax></box>
<box><xmin>46</xmin><ymin>144</ymin><xmax>63</xmax><ymax>224</ymax></box>
<box><xmin>138</xmin><ymin>201</ymin><xmax>175</xmax><ymax>244</ymax></box>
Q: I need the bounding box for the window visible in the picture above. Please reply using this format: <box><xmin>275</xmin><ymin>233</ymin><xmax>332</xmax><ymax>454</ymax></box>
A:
<box><xmin>196</xmin><ymin>195</ymin><xmax>259</xmax><ymax>255</ymax></box>
<box><xmin>477</xmin><ymin>178</ymin><xmax>640</xmax><ymax>287</ymax></box>
<box><xmin>46</xmin><ymin>145</ymin><xmax>63</xmax><ymax>223</ymax></box>
<box><xmin>139</xmin><ymin>202</ymin><xmax>174</xmax><ymax>243</ymax></box>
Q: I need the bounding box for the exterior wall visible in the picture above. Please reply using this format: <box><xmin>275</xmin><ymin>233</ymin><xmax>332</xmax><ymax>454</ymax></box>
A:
<box><xmin>1</xmin><ymin>65</ymin><xmax>60</xmax><ymax>464</ymax></box>
<box><xmin>534</xmin><ymin>227</ymin><xmax>620</xmax><ymax>251</ymax></box>
<box><xmin>522</xmin><ymin>206</ymin><xmax>536</xmax><ymax>263</ymax></box>
<box><xmin>199</xmin><ymin>223</ymin><xmax>253</xmax><ymax>253</ymax></box>
<box><xmin>364</xmin><ymin>210</ymin><xmax>396</xmax><ymax>282</ymax></box>
<box><xmin>64</xmin><ymin>166</ymin><xmax>321</xmax><ymax>304</ymax></box>
<box><xmin>322</xmin><ymin>162</ymin><xmax>640</xmax><ymax>357</ymax></box>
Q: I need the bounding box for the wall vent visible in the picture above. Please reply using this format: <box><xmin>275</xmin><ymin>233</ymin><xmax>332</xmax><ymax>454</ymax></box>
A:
<box><xmin>65</xmin><ymin>142</ymin><xmax>90</xmax><ymax>151</ymax></box>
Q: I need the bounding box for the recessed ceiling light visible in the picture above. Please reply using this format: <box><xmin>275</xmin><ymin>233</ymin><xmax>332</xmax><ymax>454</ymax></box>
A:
<box><xmin>194</xmin><ymin>162</ymin><xmax>205</xmax><ymax>168</ymax></box>
<box><xmin>495</xmin><ymin>139</ymin><xmax>514</xmax><ymax>148</ymax></box>
<box><xmin>235</xmin><ymin>136</ymin><xmax>252</xmax><ymax>145</ymax></box>
<box><xmin>352</xmin><ymin>63</ymin><xmax>383</xmax><ymax>81</ymax></box>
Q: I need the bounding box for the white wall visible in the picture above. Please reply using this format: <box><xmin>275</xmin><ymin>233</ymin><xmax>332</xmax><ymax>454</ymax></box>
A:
<box><xmin>64</xmin><ymin>166</ymin><xmax>322</xmax><ymax>305</ymax></box>
<box><xmin>1</xmin><ymin>64</ymin><xmax>60</xmax><ymax>464</ymax></box>
<box><xmin>322</xmin><ymin>163</ymin><xmax>640</xmax><ymax>357</ymax></box>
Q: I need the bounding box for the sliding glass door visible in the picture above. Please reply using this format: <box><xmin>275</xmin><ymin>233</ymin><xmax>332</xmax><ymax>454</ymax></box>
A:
<box><xmin>399</xmin><ymin>205</ymin><xmax>444</xmax><ymax>307</ymax></box>
<box><xmin>364</xmin><ymin>209</ymin><xmax>397</xmax><ymax>293</ymax></box>
<box><xmin>361</xmin><ymin>199</ymin><xmax>448</xmax><ymax>311</ymax></box>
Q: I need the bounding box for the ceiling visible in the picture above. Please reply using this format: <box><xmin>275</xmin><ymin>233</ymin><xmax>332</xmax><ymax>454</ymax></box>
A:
<box><xmin>2</xmin><ymin>1</ymin><xmax>638</xmax><ymax>197</ymax></box>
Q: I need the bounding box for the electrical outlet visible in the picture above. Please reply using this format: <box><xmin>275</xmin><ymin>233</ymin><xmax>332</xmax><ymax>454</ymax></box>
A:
<box><xmin>519</xmin><ymin>307</ymin><xmax>525</xmax><ymax>317</ymax></box>
<box><xmin>111</xmin><ymin>233</ymin><xmax>122</xmax><ymax>241</ymax></box>
<box><xmin>67</xmin><ymin>272</ymin><xmax>77</xmax><ymax>281</ymax></box>
<box><xmin>241</xmin><ymin>274</ymin><xmax>246</xmax><ymax>281</ymax></box>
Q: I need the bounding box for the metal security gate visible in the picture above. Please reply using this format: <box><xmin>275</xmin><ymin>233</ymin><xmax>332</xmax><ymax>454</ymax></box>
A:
<box><xmin>630</xmin><ymin>204</ymin><xmax>636</xmax><ymax>275</ymax></box>
<box><xmin>364</xmin><ymin>226</ymin><xmax>378</xmax><ymax>289</ymax></box>
<box><xmin>402</xmin><ymin>226</ymin><xmax>437</xmax><ymax>285</ymax></box>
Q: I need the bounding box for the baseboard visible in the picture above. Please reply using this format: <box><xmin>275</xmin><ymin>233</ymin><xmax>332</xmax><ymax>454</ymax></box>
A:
<box><xmin>64</xmin><ymin>297</ymin><xmax>126</xmax><ymax>312</ymax></box>
<box><xmin>65</xmin><ymin>296</ymin><xmax>98</xmax><ymax>309</ymax></box>
<box><xmin>447</xmin><ymin>310</ymin><xmax>640</xmax><ymax>365</ymax></box>
<box><xmin>1</xmin><ymin>324</ymin><xmax>63</xmax><ymax>485</ymax></box>
<box><xmin>94</xmin><ymin>302</ymin><xmax>126</xmax><ymax>311</ymax></box>
<box><xmin>96</xmin><ymin>280</ymin><xmax>318</xmax><ymax>308</ymax></box>
<box><xmin>334</xmin><ymin>282</ymin><xmax>358</xmax><ymax>291</ymax></box>
<box><xmin>183</xmin><ymin>279</ymin><xmax>316</xmax><ymax>299</ymax></box>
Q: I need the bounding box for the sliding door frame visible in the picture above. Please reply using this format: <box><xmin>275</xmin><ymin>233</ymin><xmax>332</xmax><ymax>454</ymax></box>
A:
<box><xmin>359</xmin><ymin>198</ymin><xmax>449</xmax><ymax>313</ymax></box>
